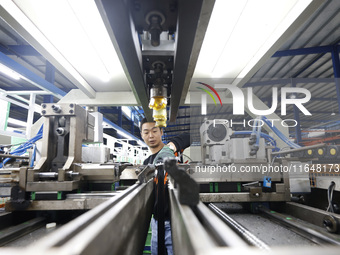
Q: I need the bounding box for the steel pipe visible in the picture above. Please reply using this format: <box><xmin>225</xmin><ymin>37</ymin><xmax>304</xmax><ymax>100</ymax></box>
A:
<box><xmin>208</xmin><ymin>203</ymin><xmax>270</xmax><ymax>250</ymax></box>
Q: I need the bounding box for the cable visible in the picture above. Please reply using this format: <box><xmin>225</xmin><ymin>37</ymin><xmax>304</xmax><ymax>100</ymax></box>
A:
<box><xmin>233</xmin><ymin>131</ymin><xmax>277</xmax><ymax>148</ymax></box>
<box><xmin>0</xmin><ymin>125</ymin><xmax>43</xmax><ymax>168</ymax></box>
<box><xmin>270</xmin><ymin>156</ymin><xmax>278</xmax><ymax>166</ymax></box>
<box><xmin>262</xmin><ymin>117</ymin><xmax>294</xmax><ymax>147</ymax></box>
<box><xmin>30</xmin><ymin>144</ymin><xmax>37</xmax><ymax>168</ymax></box>
<box><xmin>261</xmin><ymin>116</ymin><xmax>300</xmax><ymax>149</ymax></box>
<box><xmin>270</xmin><ymin>147</ymin><xmax>292</xmax><ymax>166</ymax></box>
<box><xmin>181</xmin><ymin>154</ymin><xmax>193</xmax><ymax>163</ymax></box>
<box><xmin>0</xmin><ymin>141</ymin><xmax>33</xmax><ymax>148</ymax></box>
<box><xmin>327</xmin><ymin>181</ymin><xmax>336</xmax><ymax>213</ymax></box>
<box><xmin>255</xmin><ymin>118</ymin><xmax>262</xmax><ymax>147</ymax></box>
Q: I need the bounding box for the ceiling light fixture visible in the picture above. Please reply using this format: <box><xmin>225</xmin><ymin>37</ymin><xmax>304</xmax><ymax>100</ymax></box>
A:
<box><xmin>194</xmin><ymin>0</ymin><xmax>317</xmax><ymax>85</ymax></box>
<box><xmin>2</xmin><ymin>0</ymin><xmax>126</xmax><ymax>93</ymax></box>
<box><xmin>122</xmin><ymin>106</ymin><xmax>132</xmax><ymax>118</ymax></box>
<box><xmin>0</xmin><ymin>63</ymin><xmax>21</xmax><ymax>80</ymax></box>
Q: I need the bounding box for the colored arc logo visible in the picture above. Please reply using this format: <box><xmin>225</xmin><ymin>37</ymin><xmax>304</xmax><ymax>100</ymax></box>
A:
<box><xmin>196</xmin><ymin>82</ymin><xmax>223</xmax><ymax>106</ymax></box>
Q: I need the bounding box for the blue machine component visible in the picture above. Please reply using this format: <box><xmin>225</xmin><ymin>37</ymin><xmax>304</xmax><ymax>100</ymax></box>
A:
<box><xmin>263</xmin><ymin>176</ymin><xmax>272</xmax><ymax>188</ymax></box>
<box><xmin>262</xmin><ymin>116</ymin><xmax>300</xmax><ymax>149</ymax></box>
<box><xmin>0</xmin><ymin>125</ymin><xmax>44</xmax><ymax>168</ymax></box>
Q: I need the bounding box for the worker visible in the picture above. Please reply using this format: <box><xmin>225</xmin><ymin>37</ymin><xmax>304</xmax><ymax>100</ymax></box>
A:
<box><xmin>140</xmin><ymin>118</ymin><xmax>190</xmax><ymax>255</ymax></box>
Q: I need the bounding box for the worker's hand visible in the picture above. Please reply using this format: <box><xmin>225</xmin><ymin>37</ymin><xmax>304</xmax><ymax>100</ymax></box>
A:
<box><xmin>167</xmin><ymin>142</ymin><xmax>177</xmax><ymax>152</ymax></box>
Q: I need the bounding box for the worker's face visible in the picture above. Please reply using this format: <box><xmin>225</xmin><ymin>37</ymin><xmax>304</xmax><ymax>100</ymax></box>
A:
<box><xmin>141</xmin><ymin>122</ymin><xmax>163</xmax><ymax>149</ymax></box>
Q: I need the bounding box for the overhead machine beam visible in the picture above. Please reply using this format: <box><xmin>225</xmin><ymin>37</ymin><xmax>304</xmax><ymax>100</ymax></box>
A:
<box><xmin>96</xmin><ymin>0</ymin><xmax>152</xmax><ymax>120</ymax></box>
<box><xmin>169</xmin><ymin>0</ymin><xmax>213</xmax><ymax>122</ymax></box>
<box><xmin>97</xmin><ymin>0</ymin><xmax>213</xmax><ymax>125</ymax></box>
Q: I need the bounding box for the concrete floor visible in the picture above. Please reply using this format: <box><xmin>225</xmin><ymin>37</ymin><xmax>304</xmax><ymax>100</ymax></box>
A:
<box><xmin>4</xmin><ymin>224</ymin><xmax>60</xmax><ymax>247</ymax></box>
<box><xmin>214</xmin><ymin>203</ymin><xmax>317</xmax><ymax>247</ymax></box>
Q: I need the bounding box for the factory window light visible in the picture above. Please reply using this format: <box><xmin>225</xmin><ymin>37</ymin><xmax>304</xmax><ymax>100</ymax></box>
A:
<box><xmin>194</xmin><ymin>0</ymin><xmax>315</xmax><ymax>82</ymax></box>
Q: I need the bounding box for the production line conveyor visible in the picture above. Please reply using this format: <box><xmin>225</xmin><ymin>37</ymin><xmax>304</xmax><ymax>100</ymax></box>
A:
<box><xmin>0</xmin><ymin>158</ymin><xmax>340</xmax><ymax>255</ymax></box>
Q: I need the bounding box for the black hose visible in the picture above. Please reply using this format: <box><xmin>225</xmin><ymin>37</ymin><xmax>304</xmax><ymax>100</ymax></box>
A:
<box><xmin>327</xmin><ymin>181</ymin><xmax>336</xmax><ymax>213</ymax></box>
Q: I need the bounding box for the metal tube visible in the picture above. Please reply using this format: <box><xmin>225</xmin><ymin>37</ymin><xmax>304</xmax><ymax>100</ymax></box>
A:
<box><xmin>37</xmin><ymin>172</ymin><xmax>58</xmax><ymax>178</ymax></box>
<box><xmin>0</xmin><ymin>154</ymin><xmax>29</xmax><ymax>159</ymax></box>
<box><xmin>157</xmin><ymin>164</ymin><xmax>165</xmax><ymax>255</ymax></box>
<box><xmin>208</xmin><ymin>203</ymin><xmax>270</xmax><ymax>250</ymax></box>
<box><xmin>27</xmin><ymin>183</ymin><xmax>152</xmax><ymax>254</ymax></box>
<box><xmin>195</xmin><ymin>203</ymin><xmax>248</xmax><ymax>247</ymax></box>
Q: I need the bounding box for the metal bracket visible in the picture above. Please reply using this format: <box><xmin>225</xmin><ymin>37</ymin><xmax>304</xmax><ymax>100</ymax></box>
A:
<box><xmin>136</xmin><ymin>164</ymin><xmax>156</xmax><ymax>184</ymax></box>
<box><xmin>115</xmin><ymin>163</ymin><xmax>131</xmax><ymax>177</ymax></box>
<box><xmin>8</xmin><ymin>184</ymin><xmax>30</xmax><ymax>210</ymax></box>
<box><xmin>164</xmin><ymin>158</ymin><xmax>199</xmax><ymax>206</ymax></box>
<box><xmin>249</xmin><ymin>187</ymin><xmax>262</xmax><ymax>198</ymax></box>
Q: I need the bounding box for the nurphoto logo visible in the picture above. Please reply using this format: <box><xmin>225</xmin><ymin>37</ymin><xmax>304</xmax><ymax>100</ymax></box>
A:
<box><xmin>198</xmin><ymin>82</ymin><xmax>312</xmax><ymax>117</ymax></box>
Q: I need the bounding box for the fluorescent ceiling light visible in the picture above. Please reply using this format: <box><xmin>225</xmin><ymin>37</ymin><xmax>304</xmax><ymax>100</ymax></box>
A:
<box><xmin>7</xmin><ymin>117</ymin><xmax>26</xmax><ymax>127</ymax></box>
<box><xmin>122</xmin><ymin>106</ymin><xmax>132</xmax><ymax>118</ymax></box>
<box><xmin>3</xmin><ymin>0</ymin><xmax>128</xmax><ymax>94</ymax></box>
<box><xmin>194</xmin><ymin>0</ymin><xmax>314</xmax><ymax>82</ymax></box>
<box><xmin>0</xmin><ymin>64</ymin><xmax>21</xmax><ymax>80</ymax></box>
<box><xmin>66</xmin><ymin>0</ymin><xmax>122</xmax><ymax>82</ymax></box>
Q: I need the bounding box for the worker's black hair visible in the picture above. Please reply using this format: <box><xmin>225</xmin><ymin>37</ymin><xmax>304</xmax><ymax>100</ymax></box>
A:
<box><xmin>139</xmin><ymin>118</ymin><xmax>161</xmax><ymax>131</ymax></box>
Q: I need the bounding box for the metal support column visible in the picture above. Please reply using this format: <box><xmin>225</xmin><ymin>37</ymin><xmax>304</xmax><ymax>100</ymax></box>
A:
<box><xmin>26</xmin><ymin>93</ymin><xmax>36</xmax><ymax>139</ymax></box>
<box><xmin>331</xmin><ymin>45</ymin><xmax>340</xmax><ymax>114</ymax></box>
<box><xmin>0</xmin><ymin>99</ymin><xmax>10</xmax><ymax>131</ymax></box>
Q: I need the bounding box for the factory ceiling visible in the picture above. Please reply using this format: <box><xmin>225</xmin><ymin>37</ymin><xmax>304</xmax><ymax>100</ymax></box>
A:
<box><xmin>0</xmin><ymin>0</ymin><xmax>339</xmax><ymax>144</ymax></box>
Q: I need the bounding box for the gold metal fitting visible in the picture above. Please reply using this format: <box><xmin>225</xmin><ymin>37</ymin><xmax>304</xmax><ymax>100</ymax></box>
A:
<box><xmin>149</xmin><ymin>97</ymin><xmax>167</xmax><ymax>127</ymax></box>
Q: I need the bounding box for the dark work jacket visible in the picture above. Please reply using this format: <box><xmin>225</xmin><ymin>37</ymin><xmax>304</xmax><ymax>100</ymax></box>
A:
<box><xmin>169</xmin><ymin>132</ymin><xmax>191</xmax><ymax>153</ymax></box>
<box><xmin>143</xmin><ymin>146</ymin><xmax>174</xmax><ymax>221</ymax></box>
